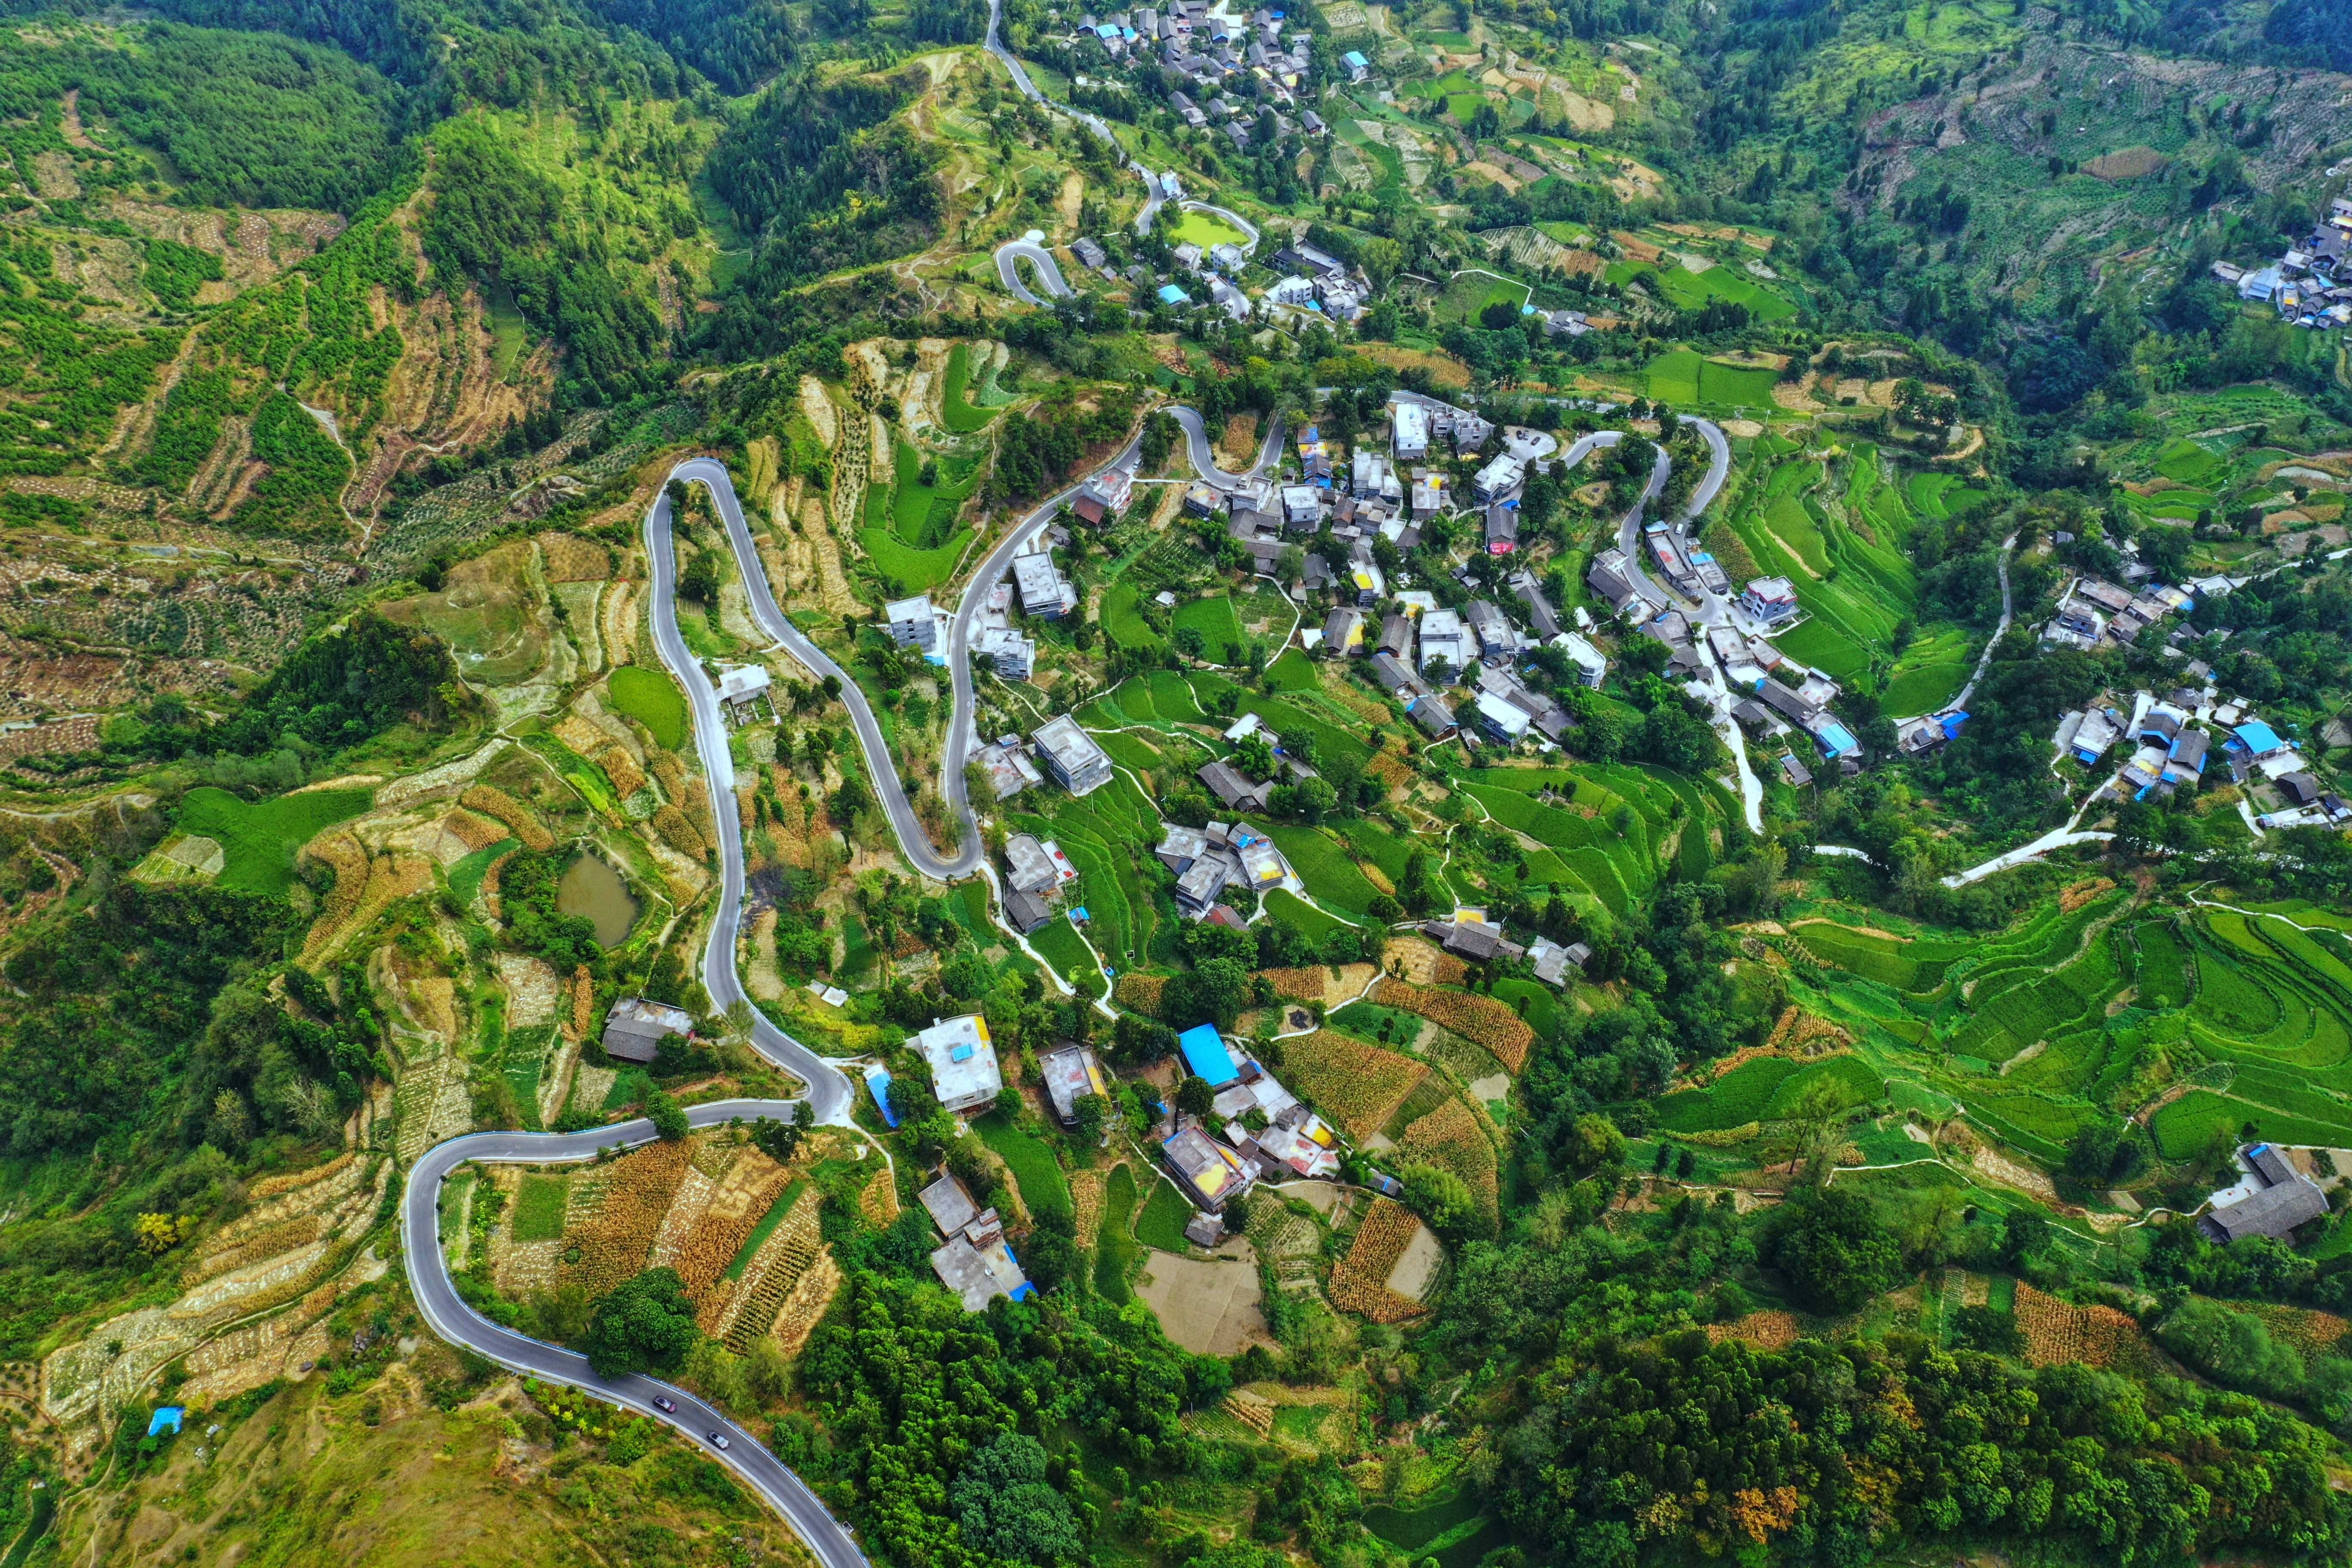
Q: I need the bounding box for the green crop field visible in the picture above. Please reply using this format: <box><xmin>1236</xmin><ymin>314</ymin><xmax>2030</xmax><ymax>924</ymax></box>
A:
<box><xmin>175</xmin><ymin>786</ymin><xmax>374</xmax><ymax>896</ymax></box>
<box><xmin>979</xmin><ymin>1113</ymin><xmax>1072</xmax><ymax>1223</ymax></box>
<box><xmin>1268</xmin><ymin>824</ymin><xmax>1382</xmax><ymax>917</ymax></box>
<box><xmin>939</xmin><ymin>343</ymin><xmax>999</xmax><ymax>433</ymax></box>
<box><xmin>1095</xmin><ymin>1163</ymin><xmax>1142</xmax><ymax>1300</ymax></box>
<box><xmin>1718</xmin><ymin>446</ymin><xmax>1939</xmax><ymax>686</ymax></box>
<box><xmin>1173</xmin><ymin>594</ymin><xmax>1245</xmax><ymax>652</ymax></box>
<box><xmin>511</xmin><ymin>1174</ymin><xmax>569</xmax><ymax>1242</ymax></box>
<box><xmin>1172</xmin><ymin>208</ymin><xmax>1247</xmax><ymax>249</ymax></box>
<box><xmin>1772</xmin><ymin>893</ymin><xmax>2352</xmax><ymax>1182</ymax></box>
<box><xmin>1659</xmin><ymin>1057</ymin><xmax>1805</xmax><ymax>1131</ymax></box>
<box><xmin>448</xmin><ymin>837</ymin><xmax>516</xmax><ymax>907</ymax></box>
<box><xmin>608</xmin><ymin>665</ymin><xmax>688</xmax><ymax>748</ymax></box>
<box><xmin>1102</xmin><ymin>582</ymin><xmax>1163</xmax><ymax>649</ymax></box>
<box><xmin>1643</xmin><ymin>348</ymin><xmax>1783</xmax><ymax>406</ymax></box>
<box><xmin>1265</xmin><ymin>886</ymin><xmax>1351</xmax><ymax>941</ymax></box>
<box><xmin>1011</xmin><ymin>770</ymin><xmax>1174</xmax><ymax>971</ymax></box>
<box><xmin>1029</xmin><ymin>916</ymin><xmax>1104</xmax><ymax>992</ymax></box>
<box><xmin>1880</xmin><ymin>624</ymin><xmax>1976</xmax><ymax>717</ymax></box>
<box><xmin>1136</xmin><ymin>1172</ymin><xmax>1197</xmax><ymax>1251</ymax></box>
<box><xmin>855</xmin><ymin>440</ymin><xmax>984</xmax><ymax>591</ymax></box>
<box><xmin>726</xmin><ymin>1181</ymin><xmax>807</xmax><ymax>1280</ymax></box>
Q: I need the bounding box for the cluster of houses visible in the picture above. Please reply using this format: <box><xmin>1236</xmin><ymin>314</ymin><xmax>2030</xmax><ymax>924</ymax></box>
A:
<box><xmin>2203</xmin><ymin>1142</ymin><xmax>2331</xmax><ymax>1242</ymax></box>
<box><xmin>2062</xmin><ymin>685</ymin><xmax>2341</xmax><ymax>821</ymax></box>
<box><xmin>1357</xmin><ymin>600</ymin><xmax>1599</xmax><ymax>749</ymax></box>
<box><xmin>1725</xmin><ymin>646</ymin><xmax>1861</xmax><ymax>781</ymax></box>
<box><xmin>996</xmin><ymin>830</ymin><xmax>1086</xmax><ymax>934</ymax></box>
<box><xmin>1264</xmin><ymin>242</ymin><xmax>1371</xmax><ymax>323</ymax></box>
<box><xmin>898</xmin><ymin>1020</ymin><xmax>1118</xmax><ymax>1309</ymax></box>
<box><xmin>2215</xmin><ymin>186</ymin><xmax>2352</xmax><ymax>331</ymax></box>
<box><xmin>1137</xmin><ymin>231</ymin><xmax>1376</xmax><ymax>329</ymax></box>
<box><xmin>863</xmin><ymin>1005</ymin><xmax>1355</xmax><ymax>1303</ymax></box>
<box><xmin>2042</xmin><ymin>574</ymin><xmax>2193</xmax><ymax>654</ymax></box>
<box><xmin>1071</xmin><ymin>1</ymin><xmax>1320</xmax><ymax>137</ymax></box>
<box><xmin>1160</xmin><ymin>1023</ymin><xmax>1344</xmax><ymax>1223</ymax></box>
<box><xmin>1155</xmin><ymin>818</ymin><xmax>1293</xmax><ymax>919</ymax></box>
<box><xmin>967</xmin><ymin>710</ymin><xmax>1119</xmax><ymax>808</ymax></box>
<box><xmin>1420</xmin><ymin>910</ymin><xmax>1590</xmax><ymax>985</ymax></box>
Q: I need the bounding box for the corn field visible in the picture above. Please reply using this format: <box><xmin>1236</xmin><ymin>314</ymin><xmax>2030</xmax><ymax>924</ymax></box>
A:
<box><xmin>1329</xmin><ymin>1199</ymin><xmax>1427</xmax><ymax>1323</ymax></box>
<box><xmin>1374</xmin><ymin>979</ymin><xmax>1534</xmax><ymax>1072</ymax></box>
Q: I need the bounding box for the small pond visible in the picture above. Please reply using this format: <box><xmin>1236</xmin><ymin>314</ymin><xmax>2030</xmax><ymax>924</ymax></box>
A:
<box><xmin>556</xmin><ymin>852</ymin><xmax>638</xmax><ymax>948</ymax></box>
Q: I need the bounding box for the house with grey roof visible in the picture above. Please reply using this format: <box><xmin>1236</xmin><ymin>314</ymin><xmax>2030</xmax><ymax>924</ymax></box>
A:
<box><xmin>2202</xmin><ymin>1144</ymin><xmax>2329</xmax><ymax>1242</ymax></box>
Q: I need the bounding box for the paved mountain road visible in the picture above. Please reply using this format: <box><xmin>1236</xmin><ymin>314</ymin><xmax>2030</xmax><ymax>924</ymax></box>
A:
<box><xmin>995</xmin><ymin>236</ymin><xmax>1072</xmax><ymax>304</ymax></box>
<box><xmin>401</xmin><ymin>1100</ymin><xmax>872</xmax><ymax>1568</ymax></box>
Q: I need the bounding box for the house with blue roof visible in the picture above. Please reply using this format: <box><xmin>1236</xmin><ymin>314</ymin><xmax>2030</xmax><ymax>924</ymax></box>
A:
<box><xmin>1812</xmin><ymin>718</ymin><xmax>1861</xmax><ymax>760</ymax></box>
<box><xmin>2230</xmin><ymin>719</ymin><xmax>2287</xmax><ymax>760</ymax></box>
<box><xmin>1157</xmin><ymin>283</ymin><xmax>1191</xmax><ymax>306</ymax></box>
<box><xmin>1178</xmin><ymin>1023</ymin><xmax>1240</xmax><ymax>1087</ymax></box>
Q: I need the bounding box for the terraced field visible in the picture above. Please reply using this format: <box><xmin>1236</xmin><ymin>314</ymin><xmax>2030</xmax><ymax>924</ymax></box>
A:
<box><xmin>1008</xmin><ymin>770</ymin><xmax>1178</xmax><ymax>975</ymax></box>
<box><xmin>1770</xmin><ymin>894</ymin><xmax>2352</xmax><ymax>1170</ymax></box>
<box><xmin>1720</xmin><ymin>445</ymin><xmax>1976</xmax><ymax>691</ymax></box>
<box><xmin>1458</xmin><ymin>764</ymin><xmax>1737</xmax><ymax>919</ymax></box>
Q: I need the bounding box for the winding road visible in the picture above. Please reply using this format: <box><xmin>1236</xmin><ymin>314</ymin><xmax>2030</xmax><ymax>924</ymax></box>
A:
<box><xmin>982</xmin><ymin>0</ymin><xmax>1166</xmax><ymax>235</ymax></box>
<box><xmin>401</xmin><ymin>1099</ymin><xmax>870</xmax><ymax>1568</ymax></box>
<box><xmin>655</xmin><ymin>458</ymin><xmax>971</xmax><ymax>892</ymax></box>
<box><xmin>996</xmin><ymin>232</ymin><xmax>1071</xmax><ymax>305</ymax></box>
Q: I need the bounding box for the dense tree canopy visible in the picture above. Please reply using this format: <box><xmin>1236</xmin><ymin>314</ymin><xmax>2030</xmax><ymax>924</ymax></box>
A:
<box><xmin>584</xmin><ymin>1267</ymin><xmax>700</xmax><ymax>1376</ymax></box>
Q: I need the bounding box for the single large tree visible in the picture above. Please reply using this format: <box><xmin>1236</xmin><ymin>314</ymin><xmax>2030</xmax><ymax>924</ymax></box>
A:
<box><xmin>583</xmin><ymin>1268</ymin><xmax>700</xmax><ymax>1377</ymax></box>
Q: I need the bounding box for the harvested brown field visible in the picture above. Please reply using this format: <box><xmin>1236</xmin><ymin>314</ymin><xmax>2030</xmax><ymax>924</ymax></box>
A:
<box><xmin>859</xmin><ymin>1166</ymin><xmax>900</xmax><ymax>1226</ymax></box>
<box><xmin>561</xmin><ymin>1139</ymin><xmax>691</xmax><ymax>1295</ymax></box>
<box><xmin>1281</xmin><ymin>1030</ymin><xmax>1428</xmax><ymax>1142</ymax></box>
<box><xmin>539</xmin><ymin>533</ymin><xmax>611</xmax><ymax>582</ymax></box>
<box><xmin>2084</xmin><ymin>146</ymin><xmax>2166</xmax><ymax>181</ymax></box>
<box><xmin>1328</xmin><ymin>1199</ymin><xmax>1427</xmax><ymax>1322</ymax></box>
<box><xmin>2243</xmin><ymin>1301</ymin><xmax>2350</xmax><ymax>1358</ymax></box>
<box><xmin>2015</xmin><ymin>1284</ymin><xmax>2147</xmax><ymax>1369</ymax></box>
<box><xmin>442</xmin><ymin>808</ymin><xmax>508</xmax><ymax>852</ymax></box>
<box><xmin>1374</xmin><ymin>978</ymin><xmax>1534</xmax><ymax>1072</ymax></box>
<box><xmin>2059</xmin><ymin>877</ymin><xmax>2116</xmax><ymax>914</ymax></box>
<box><xmin>1114</xmin><ymin>973</ymin><xmax>1168</xmax><ymax>1015</ymax></box>
<box><xmin>666</xmin><ymin>1147</ymin><xmax>792</xmax><ymax>1302</ymax></box>
<box><xmin>1384</xmin><ymin>937</ymin><xmax>1467</xmax><ymax>987</ymax></box>
<box><xmin>247</xmin><ymin>1151</ymin><xmax>357</xmax><ymax>1202</ymax></box>
<box><xmin>461</xmin><ymin>785</ymin><xmax>555</xmax><ymax>851</ymax></box>
<box><xmin>1706</xmin><ymin>1311</ymin><xmax>1800</xmax><ymax>1350</ymax></box>
<box><xmin>601</xmin><ymin>744</ymin><xmax>649</xmax><ymax>800</ymax></box>
<box><xmin>1400</xmin><ymin>1098</ymin><xmax>1499</xmax><ymax>1220</ymax></box>
<box><xmin>1259</xmin><ymin>968</ymin><xmax>1327</xmax><ymax>1004</ymax></box>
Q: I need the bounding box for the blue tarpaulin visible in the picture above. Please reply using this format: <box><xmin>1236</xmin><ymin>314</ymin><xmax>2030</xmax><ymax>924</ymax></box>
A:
<box><xmin>148</xmin><ymin>1407</ymin><xmax>183</xmax><ymax>1436</ymax></box>
<box><xmin>864</xmin><ymin>1064</ymin><xmax>899</xmax><ymax>1129</ymax></box>
<box><xmin>1178</xmin><ymin>1023</ymin><xmax>1239</xmax><ymax>1087</ymax></box>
